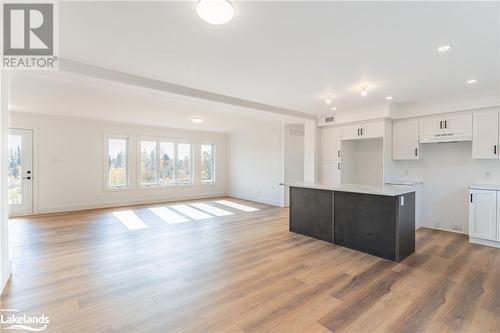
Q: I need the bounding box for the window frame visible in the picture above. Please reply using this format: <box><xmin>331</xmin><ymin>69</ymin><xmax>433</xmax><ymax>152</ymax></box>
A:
<box><xmin>137</xmin><ymin>137</ymin><xmax>193</xmax><ymax>188</ymax></box>
<box><xmin>200</xmin><ymin>143</ymin><xmax>216</xmax><ymax>184</ymax></box>
<box><xmin>104</xmin><ymin>135</ymin><xmax>130</xmax><ymax>191</ymax></box>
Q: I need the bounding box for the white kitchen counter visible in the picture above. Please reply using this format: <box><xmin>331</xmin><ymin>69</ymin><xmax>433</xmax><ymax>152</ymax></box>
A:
<box><xmin>286</xmin><ymin>182</ymin><xmax>415</xmax><ymax>196</ymax></box>
<box><xmin>470</xmin><ymin>184</ymin><xmax>500</xmax><ymax>191</ymax></box>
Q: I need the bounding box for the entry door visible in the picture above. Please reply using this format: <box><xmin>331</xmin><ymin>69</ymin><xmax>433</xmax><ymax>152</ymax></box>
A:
<box><xmin>8</xmin><ymin>129</ymin><xmax>33</xmax><ymax>215</ymax></box>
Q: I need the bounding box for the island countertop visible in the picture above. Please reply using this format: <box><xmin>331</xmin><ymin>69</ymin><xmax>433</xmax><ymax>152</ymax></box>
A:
<box><xmin>285</xmin><ymin>182</ymin><xmax>415</xmax><ymax>197</ymax></box>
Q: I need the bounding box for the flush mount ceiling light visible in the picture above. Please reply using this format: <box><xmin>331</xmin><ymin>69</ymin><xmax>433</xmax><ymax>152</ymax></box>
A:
<box><xmin>325</xmin><ymin>95</ymin><xmax>333</xmax><ymax>104</ymax></box>
<box><xmin>437</xmin><ymin>45</ymin><xmax>451</xmax><ymax>53</ymax></box>
<box><xmin>191</xmin><ymin>117</ymin><xmax>203</xmax><ymax>124</ymax></box>
<box><xmin>386</xmin><ymin>96</ymin><xmax>393</xmax><ymax>100</ymax></box>
<box><xmin>360</xmin><ymin>87</ymin><xmax>368</xmax><ymax>97</ymax></box>
<box><xmin>331</xmin><ymin>107</ymin><xmax>337</xmax><ymax>111</ymax></box>
<box><xmin>466</xmin><ymin>79</ymin><xmax>477</xmax><ymax>85</ymax></box>
<box><xmin>196</xmin><ymin>0</ymin><xmax>234</xmax><ymax>25</ymax></box>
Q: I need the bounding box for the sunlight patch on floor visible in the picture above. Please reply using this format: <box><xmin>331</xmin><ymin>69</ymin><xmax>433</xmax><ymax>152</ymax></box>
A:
<box><xmin>215</xmin><ymin>200</ymin><xmax>259</xmax><ymax>212</ymax></box>
<box><xmin>113</xmin><ymin>211</ymin><xmax>149</xmax><ymax>230</ymax></box>
<box><xmin>171</xmin><ymin>204</ymin><xmax>212</xmax><ymax>220</ymax></box>
<box><xmin>190</xmin><ymin>202</ymin><xmax>233</xmax><ymax>216</ymax></box>
<box><xmin>149</xmin><ymin>207</ymin><xmax>190</xmax><ymax>224</ymax></box>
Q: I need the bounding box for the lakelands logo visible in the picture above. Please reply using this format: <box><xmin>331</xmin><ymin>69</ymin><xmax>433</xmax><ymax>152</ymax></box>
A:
<box><xmin>0</xmin><ymin>309</ymin><xmax>50</xmax><ymax>331</ymax></box>
<box><xmin>2</xmin><ymin>2</ymin><xmax>58</xmax><ymax>70</ymax></box>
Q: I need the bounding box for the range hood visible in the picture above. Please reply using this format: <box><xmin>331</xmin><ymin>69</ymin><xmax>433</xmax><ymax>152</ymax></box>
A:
<box><xmin>420</xmin><ymin>133</ymin><xmax>472</xmax><ymax>144</ymax></box>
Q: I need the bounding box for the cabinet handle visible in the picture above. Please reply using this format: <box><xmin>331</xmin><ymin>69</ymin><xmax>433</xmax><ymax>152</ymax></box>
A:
<box><xmin>495</xmin><ymin>145</ymin><xmax>498</xmax><ymax>155</ymax></box>
<box><xmin>337</xmin><ymin>162</ymin><xmax>341</xmax><ymax>170</ymax></box>
<box><xmin>357</xmin><ymin>128</ymin><xmax>360</xmax><ymax>136</ymax></box>
<box><xmin>415</xmin><ymin>148</ymin><xmax>418</xmax><ymax>157</ymax></box>
<box><xmin>360</xmin><ymin>128</ymin><xmax>364</xmax><ymax>136</ymax></box>
<box><xmin>444</xmin><ymin>120</ymin><xmax>448</xmax><ymax>129</ymax></box>
<box><xmin>439</xmin><ymin>121</ymin><xmax>442</xmax><ymax>129</ymax></box>
<box><xmin>337</xmin><ymin>150</ymin><xmax>341</xmax><ymax>158</ymax></box>
<box><xmin>470</xmin><ymin>193</ymin><xmax>473</xmax><ymax>203</ymax></box>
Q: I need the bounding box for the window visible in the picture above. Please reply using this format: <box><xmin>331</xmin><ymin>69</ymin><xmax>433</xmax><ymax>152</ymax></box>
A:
<box><xmin>201</xmin><ymin>144</ymin><xmax>215</xmax><ymax>183</ymax></box>
<box><xmin>107</xmin><ymin>138</ymin><xmax>128</xmax><ymax>188</ymax></box>
<box><xmin>159</xmin><ymin>142</ymin><xmax>175</xmax><ymax>184</ymax></box>
<box><xmin>139</xmin><ymin>140</ymin><xmax>192</xmax><ymax>186</ymax></box>
<box><xmin>140</xmin><ymin>141</ymin><xmax>156</xmax><ymax>185</ymax></box>
<box><xmin>177</xmin><ymin>143</ymin><xmax>192</xmax><ymax>184</ymax></box>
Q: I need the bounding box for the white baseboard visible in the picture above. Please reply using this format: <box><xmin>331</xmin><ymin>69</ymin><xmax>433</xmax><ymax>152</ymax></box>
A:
<box><xmin>418</xmin><ymin>225</ymin><xmax>468</xmax><ymax>235</ymax></box>
<box><xmin>228</xmin><ymin>192</ymin><xmax>284</xmax><ymax>207</ymax></box>
<box><xmin>15</xmin><ymin>193</ymin><xmax>228</xmax><ymax>216</ymax></box>
<box><xmin>469</xmin><ymin>237</ymin><xmax>500</xmax><ymax>249</ymax></box>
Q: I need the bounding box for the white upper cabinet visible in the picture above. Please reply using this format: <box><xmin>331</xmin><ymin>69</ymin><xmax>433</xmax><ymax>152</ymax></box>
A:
<box><xmin>393</xmin><ymin>120</ymin><xmax>420</xmax><ymax>160</ymax></box>
<box><xmin>341</xmin><ymin>121</ymin><xmax>384</xmax><ymax>141</ymax></box>
<box><xmin>320</xmin><ymin>127</ymin><xmax>341</xmax><ymax>160</ymax></box>
<box><xmin>419</xmin><ymin>114</ymin><xmax>472</xmax><ymax>143</ymax></box>
<box><xmin>469</xmin><ymin>190</ymin><xmax>497</xmax><ymax>241</ymax></box>
<box><xmin>472</xmin><ymin>110</ymin><xmax>499</xmax><ymax>159</ymax></box>
<box><xmin>341</xmin><ymin>124</ymin><xmax>362</xmax><ymax>141</ymax></box>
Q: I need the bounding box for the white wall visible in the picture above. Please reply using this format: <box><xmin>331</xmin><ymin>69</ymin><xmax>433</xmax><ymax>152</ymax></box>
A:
<box><xmin>1</xmin><ymin>73</ymin><xmax>11</xmax><ymax>293</ymax></box>
<box><xmin>342</xmin><ymin>139</ymin><xmax>384</xmax><ymax>186</ymax></box>
<box><xmin>227</xmin><ymin>123</ymin><xmax>285</xmax><ymax>206</ymax></box>
<box><xmin>9</xmin><ymin>112</ymin><xmax>227</xmax><ymax>214</ymax></box>
<box><xmin>394</xmin><ymin>142</ymin><xmax>500</xmax><ymax>233</ymax></box>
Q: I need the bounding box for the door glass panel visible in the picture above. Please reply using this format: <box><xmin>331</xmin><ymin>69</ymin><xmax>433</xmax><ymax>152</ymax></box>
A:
<box><xmin>8</xmin><ymin>135</ymin><xmax>22</xmax><ymax>205</ymax></box>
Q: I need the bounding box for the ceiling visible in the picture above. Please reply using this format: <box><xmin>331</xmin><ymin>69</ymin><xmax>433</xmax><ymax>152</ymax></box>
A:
<box><xmin>9</xmin><ymin>71</ymin><xmax>304</xmax><ymax>133</ymax></box>
<box><xmin>56</xmin><ymin>1</ymin><xmax>499</xmax><ymax>115</ymax></box>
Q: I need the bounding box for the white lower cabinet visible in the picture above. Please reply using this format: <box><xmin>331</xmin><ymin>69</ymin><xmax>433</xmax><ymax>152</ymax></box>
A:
<box><xmin>469</xmin><ymin>189</ymin><xmax>499</xmax><ymax>247</ymax></box>
<box><xmin>320</xmin><ymin>160</ymin><xmax>341</xmax><ymax>184</ymax></box>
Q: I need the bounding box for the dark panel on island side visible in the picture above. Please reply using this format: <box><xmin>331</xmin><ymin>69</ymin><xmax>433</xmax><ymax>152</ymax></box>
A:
<box><xmin>289</xmin><ymin>187</ymin><xmax>333</xmax><ymax>242</ymax></box>
<box><xmin>334</xmin><ymin>191</ymin><xmax>398</xmax><ymax>261</ymax></box>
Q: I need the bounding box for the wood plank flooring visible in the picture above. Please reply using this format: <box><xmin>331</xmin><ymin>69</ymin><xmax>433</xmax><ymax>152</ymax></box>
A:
<box><xmin>1</xmin><ymin>197</ymin><xmax>500</xmax><ymax>332</ymax></box>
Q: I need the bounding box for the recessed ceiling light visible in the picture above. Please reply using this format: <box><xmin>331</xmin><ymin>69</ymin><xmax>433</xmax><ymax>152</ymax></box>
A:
<box><xmin>466</xmin><ymin>79</ymin><xmax>477</xmax><ymax>85</ymax></box>
<box><xmin>191</xmin><ymin>117</ymin><xmax>203</xmax><ymax>124</ymax></box>
<box><xmin>331</xmin><ymin>107</ymin><xmax>337</xmax><ymax>111</ymax></box>
<box><xmin>196</xmin><ymin>0</ymin><xmax>234</xmax><ymax>25</ymax></box>
<box><xmin>360</xmin><ymin>87</ymin><xmax>368</xmax><ymax>97</ymax></box>
<box><xmin>325</xmin><ymin>95</ymin><xmax>333</xmax><ymax>104</ymax></box>
<box><xmin>437</xmin><ymin>45</ymin><xmax>451</xmax><ymax>53</ymax></box>
<box><xmin>386</xmin><ymin>96</ymin><xmax>393</xmax><ymax>100</ymax></box>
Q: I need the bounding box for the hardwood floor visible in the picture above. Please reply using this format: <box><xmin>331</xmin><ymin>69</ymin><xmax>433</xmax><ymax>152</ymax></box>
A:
<box><xmin>2</xmin><ymin>197</ymin><xmax>500</xmax><ymax>332</ymax></box>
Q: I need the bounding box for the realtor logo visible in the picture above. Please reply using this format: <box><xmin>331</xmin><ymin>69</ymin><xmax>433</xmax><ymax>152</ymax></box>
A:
<box><xmin>2</xmin><ymin>2</ymin><xmax>58</xmax><ymax>69</ymax></box>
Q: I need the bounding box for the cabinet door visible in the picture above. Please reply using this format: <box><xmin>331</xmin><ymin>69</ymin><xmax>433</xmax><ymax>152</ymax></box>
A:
<box><xmin>469</xmin><ymin>190</ymin><xmax>497</xmax><ymax>241</ymax></box>
<box><xmin>341</xmin><ymin>125</ymin><xmax>361</xmax><ymax>141</ymax></box>
<box><xmin>419</xmin><ymin>117</ymin><xmax>443</xmax><ymax>142</ymax></box>
<box><xmin>360</xmin><ymin>122</ymin><xmax>384</xmax><ymax>139</ymax></box>
<box><xmin>498</xmin><ymin>193</ymin><xmax>500</xmax><ymax>241</ymax></box>
<box><xmin>393</xmin><ymin>120</ymin><xmax>420</xmax><ymax>160</ymax></box>
<box><xmin>320</xmin><ymin>127</ymin><xmax>341</xmax><ymax>160</ymax></box>
<box><xmin>443</xmin><ymin>114</ymin><xmax>472</xmax><ymax>137</ymax></box>
<box><xmin>473</xmin><ymin>111</ymin><xmax>499</xmax><ymax>159</ymax></box>
<box><xmin>320</xmin><ymin>161</ymin><xmax>341</xmax><ymax>184</ymax></box>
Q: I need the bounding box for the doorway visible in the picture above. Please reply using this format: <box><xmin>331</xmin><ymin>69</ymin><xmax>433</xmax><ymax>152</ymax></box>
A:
<box><xmin>283</xmin><ymin>124</ymin><xmax>305</xmax><ymax>206</ymax></box>
<box><xmin>8</xmin><ymin>129</ymin><xmax>33</xmax><ymax>215</ymax></box>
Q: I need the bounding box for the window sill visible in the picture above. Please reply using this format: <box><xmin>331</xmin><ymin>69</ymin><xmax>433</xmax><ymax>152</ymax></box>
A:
<box><xmin>104</xmin><ymin>186</ymin><xmax>131</xmax><ymax>192</ymax></box>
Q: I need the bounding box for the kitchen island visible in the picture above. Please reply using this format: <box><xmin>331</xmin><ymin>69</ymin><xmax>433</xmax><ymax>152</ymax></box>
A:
<box><xmin>288</xmin><ymin>182</ymin><xmax>415</xmax><ymax>262</ymax></box>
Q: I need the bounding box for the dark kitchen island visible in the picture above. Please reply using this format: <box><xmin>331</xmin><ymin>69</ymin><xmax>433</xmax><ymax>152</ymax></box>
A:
<box><xmin>288</xmin><ymin>182</ymin><xmax>415</xmax><ymax>262</ymax></box>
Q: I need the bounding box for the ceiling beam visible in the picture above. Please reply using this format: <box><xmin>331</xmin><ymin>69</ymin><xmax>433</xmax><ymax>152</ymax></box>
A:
<box><xmin>59</xmin><ymin>58</ymin><xmax>316</xmax><ymax>120</ymax></box>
